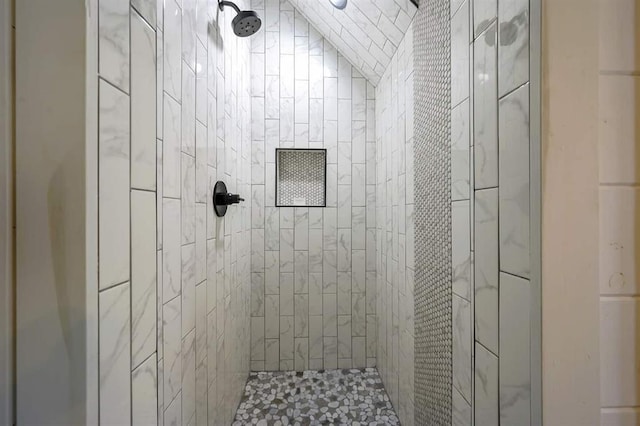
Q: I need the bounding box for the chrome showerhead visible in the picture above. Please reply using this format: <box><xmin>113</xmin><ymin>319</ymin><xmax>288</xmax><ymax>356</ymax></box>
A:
<box><xmin>218</xmin><ymin>1</ymin><xmax>262</xmax><ymax>37</ymax></box>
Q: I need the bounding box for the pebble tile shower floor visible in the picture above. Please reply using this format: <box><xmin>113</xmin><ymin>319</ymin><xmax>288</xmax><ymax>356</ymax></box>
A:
<box><xmin>232</xmin><ymin>368</ymin><xmax>400</xmax><ymax>425</ymax></box>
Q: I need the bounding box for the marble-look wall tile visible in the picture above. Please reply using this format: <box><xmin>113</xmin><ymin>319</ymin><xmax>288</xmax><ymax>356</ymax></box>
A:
<box><xmin>499</xmin><ymin>85</ymin><xmax>530</xmax><ymax>279</ymax></box>
<box><xmin>182</xmin><ymin>63</ymin><xmax>196</xmax><ymax>156</ymax></box>
<box><xmin>475</xmin><ymin>342</ymin><xmax>499</xmax><ymax>425</ymax></box>
<box><xmin>195</xmin><ymin>123</ymin><xmax>207</xmax><ymax>204</ymax></box>
<box><xmin>163</xmin><ymin>0</ymin><xmax>182</xmax><ymax>100</ymax></box>
<box><xmin>99</xmin><ymin>0</ymin><xmax>129</xmax><ymax>91</ymax></box>
<box><xmin>475</xmin><ymin>188</ymin><xmax>499</xmax><ymax>354</ymax></box>
<box><xmin>294</xmin><ymin>338</ymin><xmax>309</xmax><ymax>371</ymax></box>
<box><xmin>182</xmin><ymin>154</ymin><xmax>196</xmax><ymax>244</ymax></box>
<box><xmin>163</xmin><ymin>296</ymin><xmax>182</xmax><ymax>404</ymax></box>
<box><xmin>474</xmin><ymin>22</ymin><xmax>498</xmax><ymax>190</ymax></box>
<box><xmin>163</xmin><ymin>198</ymin><xmax>181</xmax><ymax>301</ymax></box>
<box><xmin>451</xmin><ymin>99</ymin><xmax>470</xmax><ymax>201</ymax></box>
<box><xmin>498</xmin><ymin>0</ymin><xmax>529</xmax><ymax>97</ymax></box>
<box><xmin>132</xmin><ymin>353</ymin><xmax>158</xmax><ymax>426</ymax></box>
<box><xmin>251</xmin><ymin>317</ymin><xmax>265</xmax><ymax>361</ymax></box>
<box><xmin>182</xmin><ymin>0</ymin><xmax>196</xmax><ymax>71</ymax></box>
<box><xmin>280</xmin><ymin>316</ymin><xmax>295</xmax><ymax>360</ymax></box>
<box><xmin>250</xmin><ymin>1</ymin><xmax>377</xmax><ymax>371</ymax></box>
<box><xmin>451</xmin><ymin>1</ymin><xmax>470</xmax><ymax>107</ymax></box>
<box><xmin>182</xmin><ymin>244</ymin><xmax>196</xmax><ymax>337</ymax></box>
<box><xmin>163</xmin><ymin>94</ymin><xmax>181</xmax><ymax>198</ymax></box>
<box><xmin>181</xmin><ymin>330</ymin><xmax>196</xmax><ymax>425</ymax></box>
<box><xmin>99</xmin><ymin>80</ymin><xmax>130</xmax><ymax>290</ymax></box>
<box><xmin>474</xmin><ymin>0</ymin><xmax>496</xmax><ymax>37</ymax></box>
<box><xmin>453</xmin><ymin>294</ymin><xmax>472</xmax><ymax>404</ymax></box>
<box><xmin>132</xmin><ymin>0</ymin><xmax>156</xmax><ymax>27</ymax></box>
<box><xmin>499</xmin><ymin>272</ymin><xmax>531</xmax><ymax>425</ymax></box>
<box><xmin>452</xmin><ymin>200</ymin><xmax>471</xmax><ymax>300</ymax></box>
<box><xmin>131</xmin><ymin>190</ymin><xmax>157</xmax><ymax>368</ymax></box>
<box><xmin>131</xmin><ymin>10</ymin><xmax>157</xmax><ymax>191</ymax></box>
<box><xmin>453</xmin><ymin>387</ymin><xmax>472</xmax><ymax>426</ymax></box>
<box><xmin>99</xmin><ymin>283</ymin><xmax>131</xmax><ymax>426</ymax></box>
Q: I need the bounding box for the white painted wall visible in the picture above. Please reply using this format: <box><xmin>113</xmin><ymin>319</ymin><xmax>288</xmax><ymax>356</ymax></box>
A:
<box><xmin>15</xmin><ymin>0</ymin><xmax>89</xmax><ymax>424</ymax></box>
<box><xmin>0</xmin><ymin>0</ymin><xmax>14</xmax><ymax>424</ymax></box>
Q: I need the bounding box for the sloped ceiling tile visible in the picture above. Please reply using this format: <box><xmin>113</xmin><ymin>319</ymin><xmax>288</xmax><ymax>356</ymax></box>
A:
<box><xmin>287</xmin><ymin>0</ymin><xmax>417</xmax><ymax>85</ymax></box>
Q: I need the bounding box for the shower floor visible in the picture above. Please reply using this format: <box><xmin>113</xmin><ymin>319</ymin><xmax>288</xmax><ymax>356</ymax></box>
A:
<box><xmin>232</xmin><ymin>368</ymin><xmax>400</xmax><ymax>425</ymax></box>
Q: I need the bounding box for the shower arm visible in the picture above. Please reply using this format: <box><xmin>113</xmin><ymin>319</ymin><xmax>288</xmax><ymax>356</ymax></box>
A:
<box><xmin>218</xmin><ymin>0</ymin><xmax>241</xmax><ymax>13</ymax></box>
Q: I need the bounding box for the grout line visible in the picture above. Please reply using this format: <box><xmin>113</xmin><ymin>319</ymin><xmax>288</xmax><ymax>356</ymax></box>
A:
<box><xmin>498</xmin><ymin>81</ymin><xmax>530</xmax><ymax>102</ymax></box>
<box><xmin>100</xmin><ymin>75</ymin><xmax>130</xmax><ymax>97</ymax></box>
<box><xmin>500</xmin><ymin>269</ymin><xmax>530</xmax><ymax>282</ymax></box>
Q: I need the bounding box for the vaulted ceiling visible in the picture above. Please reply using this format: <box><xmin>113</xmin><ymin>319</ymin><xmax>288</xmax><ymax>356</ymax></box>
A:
<box><xmin>288</xmin><ymin>0</ymin><xmax>417</xmax><ymax>85</ymax></box>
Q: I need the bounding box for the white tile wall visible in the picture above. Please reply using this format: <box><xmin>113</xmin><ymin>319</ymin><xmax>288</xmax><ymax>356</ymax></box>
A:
<box><xmin>375</xmin><ymin>22</ymin><xmax>414</xmax><ymax>426</ymax></box>
<box><xmin>457</xmin><ymin>0</ymin><xmax>534</xmax><ymax>422</ymax></box>
<box><xmin>250</xmin><ymin>2</ymin><xmax>377</xmax><ymax>372</ymax></box>
<box><xmin>287</xmin><ymin>0</ymin><xmax>417</xmax><ymax>84</ymax></box>
<box><xmin>97</xmin><ymin>1</ymin><xmax>252</xmax><ymax>424</ymax></box>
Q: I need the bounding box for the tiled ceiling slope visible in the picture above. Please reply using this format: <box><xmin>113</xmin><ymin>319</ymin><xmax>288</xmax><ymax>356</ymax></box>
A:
<box><xmin>287</xmin><ymin>0</ymin><xmax>417</xmax><ymax>84</ymax></box>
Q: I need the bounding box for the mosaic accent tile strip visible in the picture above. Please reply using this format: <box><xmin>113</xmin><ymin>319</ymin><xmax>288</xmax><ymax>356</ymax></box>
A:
<box><xmin>413</xmin><ymin>0</ymin><xmax>453</xmax><ymax>424</ymax></box>
<box><xmin>233</xmin><ymin>368</ymin><xmax>400</xmax><ymax>425</ymax></box>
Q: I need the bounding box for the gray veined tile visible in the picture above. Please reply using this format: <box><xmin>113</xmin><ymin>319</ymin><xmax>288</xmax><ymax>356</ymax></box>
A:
<box><xmin>131</xmin><ymin>10</ymin><xmax>157</xmax><ymax>191</ymax></box>
<box><xmin>163</xmin><ymin>390</ymin><xmax>181</xmax><ymax>426</ymax></box>
<box><xmin>452</xmin><ymin>294</ymin><xmax>472</xmax><ymax>405</ymax></box>
<box><xmin>182</xmin><ymin>0</ymin><xmax>197</xmax><ymax>71</ymax></box>
<box><xmin>181</xmin><ymin>329</ymin><xmax>196</xmax><ymax>426</ymax></box>
<box><xmin>131</xmin><ymin>0</ymin><xmax>156</xmax><ymax>28</ymax></box>
<box><xmin>182</xmin><ymin>62</ymin><xmax>196</xmax><ymax>156</ymax></box>
<box><xmin>182</xmin><ymin>243</ymin><xmax>197</xmax><ymax>337</ymax></box>
<box><xmin>280</xmin><ymin>316</ymin><xmax>295</xmax><ymax>360</ymax></box>
<box><xmin>499</xmin><ymin>272</ymin><xmax>531</xmax><ymax>426</ymax></box>
<box><xmin>131</xmin><ymin>190</ymin><xmax>157</xmax><ymax>368</ymax></box>
<box><xmin>475</xmin><ymin>342</ymin><xmax>499</xmax><ymax>426</ymax></box>
<box><xmin>99</xmin><ymin>283</ymin><xmax>131</xmax><ymax>426</ymax></box>
<box><xmin>99</xmin><ymin>80</ymin><xmax>130</xmax><ymax>290</ymax></box>
<box><xmin>163</xmin><ymin>0</ymin><xmax>182</xmax><ymax>101</ymax></box>
<box><xmin>475</xmin><ymin>188</ymin><xmax>499</xmax><ymax>354</ymax></box>
<box><xmin>451</xmin><ymin>99</ymin><xmax>470</xmax><ymax>201</ymax></box>
<box><xmin>251</xmin><ymin>317</ymin><xmax>265</xmax><ymax>361</ymax></box>
<box><xmin>452</xmin><ymin>200</ymin><xmax>471</xmax><ymax>300</ymax></box>
<box><xmin>163</xmin><ymin>198</ymin><xmax>181</xmax><ymax>301</ymax></box>
<box><xmin>163</xmin><ymin>93</ymin><xmax>181</xmax><ymax>198</ymax></box>
<box><xmin>132</xmin><ymin>352</ymin><xmax>158</xmax><ymax>426</ymax></box>
<box><xmin>99</xmin><ymin>0</ymin><xmax>129</xmax><ymax>91</ymax></box>
<box><xmin>452</xmin><ymin>386</ymin><xmax>471</xmax><ymax>426</ymax></box>
<box><xmin>451</xmin><ymin>0</ymin><xmax>470</xmax><ymax>107</ymax></box>
<box><xmin>181</xmin><ymin>154</ymin><xmax>196</xmax><ymax>243</ymax></box>
<box><xmin>294</xmin><ymin>251</ymin><xmax>309</xmax><ymax>293</ymax></box>
<box><xmin>474</xmin><ymin>0</ymin><xmax>497</xmax><ymax>38</ymax></box>
<box><xmin>195</xmin><ymin>41</ymin><xmax>208</xmax><ymax>125</ymax></box>
<box><xmin>474</xmin><ymin>21</ymin><xmax>498</xmax><ymax>190</ymax></box>
<box><xmin>498</xmin><ymin>0</ymin><xmax>529</xmax><ymax>97</ymax></box>
<box><xmin>499</xmin><ymin>85</ymin><xmax>530</xmax><ymax>279</ymax></box>
<box><xmin>195</xmin><ymin>282</ymin><xmax>207</xmax><ymax>365</ymax></box>
<box><xmin>195</xmin><ymin>123</ymin><xmax>208</xmax><ymax>204</ymax></box>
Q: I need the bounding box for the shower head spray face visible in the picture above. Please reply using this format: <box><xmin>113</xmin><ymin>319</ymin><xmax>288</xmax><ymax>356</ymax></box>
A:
<box><xmin>232</xmin><ymin>10</ymin><xmax>262</xmax><ymax>37</ymax></box>
<box><xmin>218</xmin><ymin>1</ymin><xmax>262</xmax><ymax>37</ymax></box>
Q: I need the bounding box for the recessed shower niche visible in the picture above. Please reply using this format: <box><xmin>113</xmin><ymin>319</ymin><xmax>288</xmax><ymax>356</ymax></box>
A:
<box><xmin>275</xmin><ymin>148</ymin><xmax>327</xmax><ymax>207</ymax></box>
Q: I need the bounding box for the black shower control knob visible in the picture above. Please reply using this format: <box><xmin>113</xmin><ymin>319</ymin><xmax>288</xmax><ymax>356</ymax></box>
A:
<box><xmin>213</xmin><ymin>181</ymin><xmax>244</xmax><ymax>217</ymax></box>
<box><xmin>224</xmin><ymin>193</ymin><xmax>244</xmax><ymax>205</ymax></box>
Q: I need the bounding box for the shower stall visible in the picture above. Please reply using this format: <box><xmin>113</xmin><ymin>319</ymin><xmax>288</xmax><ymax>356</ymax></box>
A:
<box><xmin>11</xmin><ymin>0</ymin><xmax>545</xmax><ymax>424</ymax></box>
